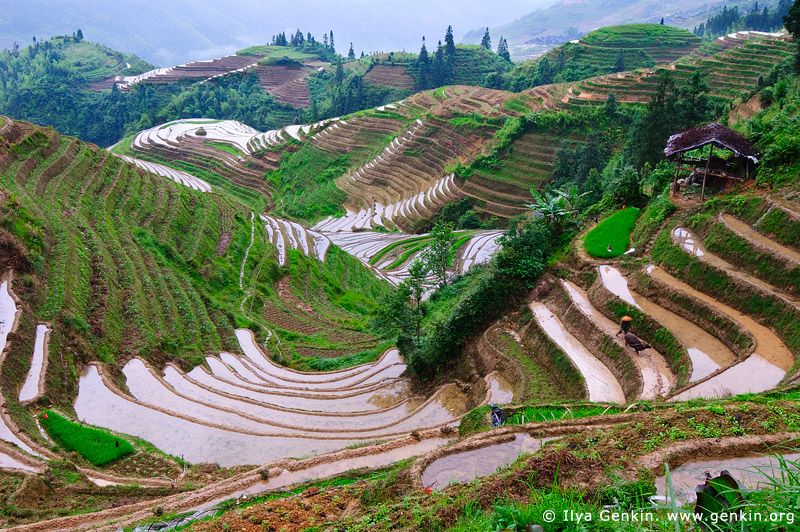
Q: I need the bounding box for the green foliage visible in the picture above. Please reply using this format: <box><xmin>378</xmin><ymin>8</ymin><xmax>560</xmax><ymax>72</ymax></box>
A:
<box><xmin>40</xmin><ymin>411</ymin><xmax>133</xmax><ymax>465</ymax></box>
<box><xmin>422</xmin><ymin>221</ymin><xmax>455</xmax><ymax>286</ymax></box>
<box><xmin>631</xmin><ymin>194</ymin><xmax>676</xmax><ymax>250</ymax></box>
<box><xmin>503</xmin><ymin>24</ymin><xmax>699</xmax><ymax>91</ymax></box>
<box><xmin>585</xmin><ymin>207</ymin><xmax>640</xmax><ymax>257</ymax></box>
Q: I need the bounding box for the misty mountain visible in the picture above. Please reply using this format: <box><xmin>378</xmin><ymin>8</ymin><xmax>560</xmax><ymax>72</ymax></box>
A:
<box><xmin>0</xmin><ymin>0</ymin><xmax>553</xmax><ymax>66</ymax></box>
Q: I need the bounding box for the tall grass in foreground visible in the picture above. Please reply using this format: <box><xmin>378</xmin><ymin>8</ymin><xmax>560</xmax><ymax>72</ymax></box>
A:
<box><xmin>40</xmin><ymin>410</ymin><xmax>133</xmax><ymax>466</ymax></box>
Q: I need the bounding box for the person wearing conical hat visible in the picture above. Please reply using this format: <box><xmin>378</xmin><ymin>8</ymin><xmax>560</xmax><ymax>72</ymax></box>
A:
<box><xmin>617</xmin><ymin>315</ymin><xmax>633</xmax><ymax>336</ymax></box>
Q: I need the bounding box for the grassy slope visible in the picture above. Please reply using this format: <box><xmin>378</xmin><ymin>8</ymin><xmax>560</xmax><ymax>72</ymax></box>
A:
<box><xmin>0</xmin><ymin>120</ymin><xmax>391</xmax><ymax>408</ymax></box>
<box><xmin>584</xmin><ymin>207</ymin><xmax>640</xmax><ymax>257</ymax></box>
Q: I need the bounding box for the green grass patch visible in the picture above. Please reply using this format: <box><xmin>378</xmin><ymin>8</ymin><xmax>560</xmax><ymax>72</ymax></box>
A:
<box><xmin>584</xmin><ymin>207</ymin><xmax>640</xmax><ymax>258</ymax></box>
<box><xmin>368</xmin><ymin>236</ymin><xmax>431</xmax><ymax>265</ymax></box>
<box><xmin>507</xmin><ymin>404</ymin><xmax>620</xmax><ymax>424</ymax></box>
<box><xmin>203</xmin><ymin>141</ymin><xmax>245</xmax><ymax>157</ymax></box>
<box><xmin>40</xmin><ymin>411</ymin><xmax>133</xmax><ymax>466</ymax></box>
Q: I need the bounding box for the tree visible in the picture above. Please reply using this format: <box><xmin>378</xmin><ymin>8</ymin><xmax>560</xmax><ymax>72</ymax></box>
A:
<box><xmin>660</xmin><ymin>17</ymin><xmax>665</xmax><ymax>25</ymax></box>
<box><xmin>329</xmin><ymin>30</ymin><xmax>335</xmax><ymax>54</ymax></box>
<box><xmin>423</xmin><ymin>221</ymin><xmax>455</xmax><ymax>286</ymax></box>
<box><xmin>526</xmin><ymin>186</ymin><xmax>585</xmax><ymax>234</ymax></box>
<box><xmin>348</xmin><ymin>43</ymin><xmax>355</xmax><ymax>60</ymax></box>
<box><xmin>625</xmin><ymin>71</ymin><xmax>678</xmax><ymax>167</ymax></box>
<box><xmin>613</xmin><ymin>49</ymin><xmax>625</xmax><ymax>73</ymax></box>
<box><xmin>678</xmin><ymin>70</ymin><xmax>711</xmax><ymax>128</ymax></box>
<box><xmin>335</xmin><ymin>60</ymin><xmax>344</xmax><ymax>85</ymax></box>
<box><xmin>417</xmin><ymin>37</ymin><xmax>430</xmax><ymax>89</ymax></box>
<box><xmin>480</xmin><ymin>28</ymin><xmax>492</xmax><ymax>49</ymax></box>
<box><xmin>323</xmin><ymin>33</ymin><xmax>328</xmax><ymax>48</ymax></box>
<box><xmin>497</xmin><ymin>37</ymin><xmax>511</xmax><ymax>62</ymax></box>
<box><xmin>444</xmin><ymin>25</ymin><xmax>456</xmax><ymax>58</ymax></box>
<box><xmin>604</xmin><ymin>92</ymin><xmax>619</xmax><ymax>120</ymax></box>
<box><xmin>784</xmin><ymin>0</ymin><xmax>800</xmax><ymax>72</ymax></box>
<box><xmin>431</xmin><ymin>41</ymin><xmax>446</xmax><ymax>86</ymax></box>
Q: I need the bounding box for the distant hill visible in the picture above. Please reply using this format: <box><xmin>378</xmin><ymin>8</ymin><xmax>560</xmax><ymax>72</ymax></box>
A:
<box><xmin>0</xmin><ymin>0</ymin><xmax>546</xmax><ymax>66</ymax></box>
<box><xmin>463</xmin><ymin>0</ymin><xmax>761</xmax><ymax>61</ymax></box>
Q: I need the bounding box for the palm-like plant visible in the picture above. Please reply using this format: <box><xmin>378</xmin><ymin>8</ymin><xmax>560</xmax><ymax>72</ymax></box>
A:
<box><xmin>526</xmin><ymin>186</ymin><xmax>586</xmax><ymax>232</ymax></box>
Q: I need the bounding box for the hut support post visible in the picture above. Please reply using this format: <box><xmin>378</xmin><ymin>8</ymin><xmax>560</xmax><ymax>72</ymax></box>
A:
<box><xmin>672</xmin><ymin>155</ymin><xmax>682</xmax><ymax>196</ymax></box>
<box><xmin>701</xmin><ymin>145</ymin><xmax>714</xmax><ymax>201</ymax></box>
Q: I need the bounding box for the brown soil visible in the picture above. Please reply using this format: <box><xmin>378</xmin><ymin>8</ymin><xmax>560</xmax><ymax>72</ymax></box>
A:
<box><xmin>187</xmin><ymin>487</ymin><xmax>358</xmax><ymax>532</ymax></box>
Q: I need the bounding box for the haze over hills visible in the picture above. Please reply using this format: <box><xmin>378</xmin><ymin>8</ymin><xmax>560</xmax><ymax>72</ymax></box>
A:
<box><xmin>2</xmin><ymin>0</ymin><xmax>800</xmax><ymax>529</ymax></box>
<box><xmin>0</xmin><ymin>0</ymin><xmax>551</xmax><ymax>66</ymax></box>
<box><xmin>463</xmin><ymin>0</ymin><xmax>770</xmax><ymax>60</ymax></box>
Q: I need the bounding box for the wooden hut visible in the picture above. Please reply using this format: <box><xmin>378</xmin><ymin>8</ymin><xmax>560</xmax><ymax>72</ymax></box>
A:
<box><xmin>665</xmin><ymin>123</ymin><xmax>758</xmax><ymax>200</ymax></box>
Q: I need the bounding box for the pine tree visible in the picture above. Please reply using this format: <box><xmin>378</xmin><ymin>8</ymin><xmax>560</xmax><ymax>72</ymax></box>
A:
<box><xmin>417</xmin><ymin>37</ymin><xmax>430</xmax><ymax>89</ymax></box>
<box><xmin>348</xmin><ymin>43</ymin><xmax>355</xmax><ymax>60</ymax></box>
<box><xmin>329</xmin><ymin>31</ymin><xmax>335</xmax><ymax>54</ymax></box>
<box><xmin>660</xmin><ymin>17</ymin><xmax>665</xmax><ymax>24</ymax></box>
<box><xmin>323</xmin><ymin>33</ymin><xmax>328</xmax><ymax>48</ymax></box>
<box><xmin>431</xmin><ymin>41</ymin><xmax>446</xmax><ymax>86</ymax></box>
<box><xmin>480</xmin><ymin>27</ymin><xmax>491</xmax><ymax>49</ymax></box>
<box><xmin>77</xmin><ymin>29</ymin><xmax>83</xmax><ymax>40</ymax></box>
<box><xmin>497</xmin><ymin>37</ymin><xmax>511</xmax><ymax>62</ymax></box>
<box><xmin>444</xmin><ymin>25</ymin><xmax>456</xmax><ymax>58</ymax></box>
<box><xmin>335</xmin><ymin>59</ymin><xmax>344</xmax><ymax>85</ymax></box>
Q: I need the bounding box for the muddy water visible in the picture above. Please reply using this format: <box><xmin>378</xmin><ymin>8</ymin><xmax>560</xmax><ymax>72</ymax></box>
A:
<box><xmin>183</xmin><ymin>366</ymin><xmax>411</xmax><ymax>413</ymax></box>
<box><xmin>530</xmin><ymin>302</ymin><xmax>626</xmax><ymax>403</ymax></box>
<box><xmin>198</xmin><ymin>437</ymin><xmax>453</xmax><ymax>510</ymax></box>
<box><xmin>600</xmin><ymin>266</ymin><xmax>734</xmax><ymax>382</ymax></box>
<box><xmin>672</xmin><ymin>227</ymin><xmax>800</xmax><ymax>309</ymax></box>
<box><xmin>655</xmin><ymin>453</ymin><xmax>800</xmax><ymax>506</ymax></box>
<box><xmin>74</xmin><ymin>366</ymin><xmax>366</xmax><ymax>466</ymax></box>
<box><xmin>167</xmin><ymin>367</ymin><xmax>416</xmax><ymax>426</ymax></box>
<box><xmin>648</xmin><ymin>266</ymin><xmax>792</xmax><ymax>397</ymax></box>
<box><xmin>235</xmin><ymin>329</ymin><xmax>385</xmax><ymax>384</ymax></box>
<box><xmin>161</xmin><ymin>365</ymin><xmax>465</xmax><ymax>436</ymax></box>
<box><xmin>723</xmin><ymin>214</ymin><xmax>800</xmax><ymax>264</ymax></box>
<box><xmin>488</xmin><ymin>374</ymin><xmax>514</xmax><ymax>404</ymax></box>
<box><xmin>421</xmin><ymin>434</ymin><xmax>552</xmax><ymax>489</ymax></box>
<box><xmin>563</xmin><ymin>281</ymin><xmax>674</xmax><ymax>398</ymax></box>
<box><xmin>0</xmin><ymin>280</ymin><xmax>18</xmax><ymax>360</ymax></box>
<box><xmin>0</xmin><ymin>449</ymin><xmax>37</xmax><ymax>472</ymax></box>
<box><xmin>671</xmin><ymin>354</ymin><xmax>786</xmax><ymax>401</ymax></box>
<box><xmin>18</xmin><ymin>324</ymin><xmax>49</xmax><ymax>402</ymax></box>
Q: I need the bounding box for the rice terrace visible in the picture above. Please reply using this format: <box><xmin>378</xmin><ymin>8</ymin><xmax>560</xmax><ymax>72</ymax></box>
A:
<box><xmin>1</xmin><ymin>1</ymin><xmax>800</xmax><ymax>530</ymax></box>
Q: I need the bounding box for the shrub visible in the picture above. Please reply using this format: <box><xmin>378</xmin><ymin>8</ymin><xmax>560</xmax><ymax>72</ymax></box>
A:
<box><xmin>40</xmin><ymin>411</ymin><xmax>133</xmax><ymax>466</ymax></box>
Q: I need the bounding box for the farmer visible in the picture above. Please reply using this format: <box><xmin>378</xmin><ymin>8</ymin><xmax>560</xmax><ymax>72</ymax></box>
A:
<box><xmin>617</xmin><ymin>315</ymin><xmax>633</xmax><ymax>336</ymax></box>
<box><xmin>607</xmin><ymin>244</ymin><xmax>613</xmax><ymax>253</ymax></box>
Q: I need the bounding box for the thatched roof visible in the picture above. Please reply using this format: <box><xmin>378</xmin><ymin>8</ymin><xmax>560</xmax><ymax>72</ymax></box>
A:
<box><xmin>664</xmin><ymin>123</ymin><xmax>758</xmax><ymax>163</ymax></box>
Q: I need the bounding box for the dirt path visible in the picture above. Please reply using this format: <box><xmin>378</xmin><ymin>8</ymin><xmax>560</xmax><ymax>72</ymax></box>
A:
<box><xmin>647</xmin><ymin>266</ymin><xmax>792</xmax><ymax>400</ymax></box>
<box><xmin>529</xmin><ymin>302</ymin><xmax>625</xmax><ymax>403</ymax></box>
<box><xmin>562</xmin><ymin>280</ymin><xmax>674</xmax><ymax>398</ymax></box>
<box><xmin>599</xmin><ymin>266</ymin><xmax>735</xmax><ymax>381</ymax></box>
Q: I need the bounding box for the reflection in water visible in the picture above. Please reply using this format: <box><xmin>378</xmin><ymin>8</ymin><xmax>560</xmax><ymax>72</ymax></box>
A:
<box><xmin>0</xmin><ymin>449</ymin><xmax>37</xmax><ymax>472</ymax></box>
<box><xmin>488</xmin><ymin>375</ymin><xmax>514</xmax><ymax>404</ymax></box>
<box><xmin>600</xmin><ymin>266</ymin><xmax>734</xmax><ymax>382</ymax></box>
<box><xmin>422</xmin><ymin>434</ymin><xmax>552</xmax><ymax>488</ymax></box>
<box><xmin>19</xmin><ymin>324</ymin><xmax>49</xmax><ymax>402</ymax></box>
<box><xmin>656</xmin><ymin>453</ymin><xmax>800</xmax><ymax>505</ymax></box>
<box><xmin>75</xmin><ymin>366</ymin><xmax>365</xmax><ymax>466</ymax></box>
<box><xmin>563</xmin><ymin>280</ymin><xmax>674</xmax><ymax>398</ymax></box>
<box><xmin>198</xmin><ymin>437</ymin><xmax>452</xmax><ymax>510</ymax></box>
<box><xmin>531</xmin><ymin>302</ymin><xmax>625</xmax><ymax>403</ymax></box>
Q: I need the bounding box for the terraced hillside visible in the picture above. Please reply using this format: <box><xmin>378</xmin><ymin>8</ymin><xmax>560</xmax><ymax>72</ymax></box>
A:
<box><xmin>475</xmin><ymin>196</ymin><xmax>800</xmax><ymax>407</ymax></box>
<box><xmin>517</xmin><ymin>24</ymin><xmax>702</xmax><ymax>86</ymax></box>
<box><xmin>0</xmin><ymin>118</ymin><xmax>400</xmax><ymax>393</ymax></box>
<box><xmin>565</xmin><ymin>31</ymin><xmax>794</xmax><ymax>106</ymax></box>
